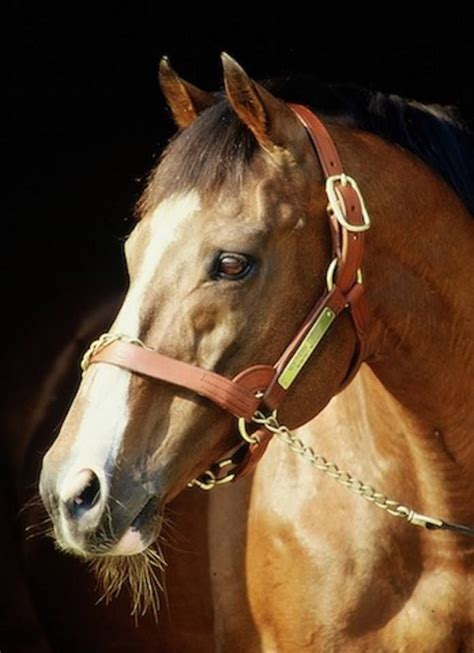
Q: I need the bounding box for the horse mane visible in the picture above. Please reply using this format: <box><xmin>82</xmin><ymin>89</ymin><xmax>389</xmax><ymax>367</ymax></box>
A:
<box><xmin>271</xmin><ymin>77</ymin><xmax>474</xmax><ymax>216</ymax></box>
<box><xmin>142</xmin><ymin>78</ymin><xmax>474</xmax><ymax>216</ymax></box>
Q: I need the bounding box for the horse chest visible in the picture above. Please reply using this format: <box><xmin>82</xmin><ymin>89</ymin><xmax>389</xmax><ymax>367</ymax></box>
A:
<box><xmin>243</xmin><ymin>524</ymin><xmax>471</xmax><ymax>652</ymax></box>
<box><xmin>206</xmin><ymin>448</ymin><xmax>473</xmax><ymax>652</ymax></box>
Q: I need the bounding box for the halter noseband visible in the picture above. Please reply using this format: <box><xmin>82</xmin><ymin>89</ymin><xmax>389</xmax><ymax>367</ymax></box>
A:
<box><xmin>82</xmin><ymin>104</ymin><xmax>371</xmax><ymax>485</ymax></box>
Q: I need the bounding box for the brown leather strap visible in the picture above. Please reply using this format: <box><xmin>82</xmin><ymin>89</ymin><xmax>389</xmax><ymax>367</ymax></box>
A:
<box><xmin>289</xmin><ymin>104</ymin><xmax>367</xmax><ymax>294</ymax></box>
<box><xmin>289</xmin><ymin>104</ymin><xmax>344</xmax><ymax>178</ymax></box>
<box><xmin>91</xmin><ymin>341</ymin><xmax>274</xmax><ymax>420</ymax></box>
<box><xmin>259</xmin><ymin>106</ymin><xmax>368</xmax><ymax>410</ymax></box>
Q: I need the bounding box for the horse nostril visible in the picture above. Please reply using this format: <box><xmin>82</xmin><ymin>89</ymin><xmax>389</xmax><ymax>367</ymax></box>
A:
<box><xmin>60</xmin><ymin>469</ymin><xmax>102</xmax><ymax>520</ymax></box>
<box><xmin>74</xmin><ymin>472</ymin><xmax>101</xmax><ymax>508</ymax></box>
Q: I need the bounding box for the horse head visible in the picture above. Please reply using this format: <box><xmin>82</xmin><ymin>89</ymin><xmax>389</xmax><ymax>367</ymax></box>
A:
<box><xmin>39</xmin><ymin>54</ymin><xmax>360</xmax><ymax>559</ymax></box>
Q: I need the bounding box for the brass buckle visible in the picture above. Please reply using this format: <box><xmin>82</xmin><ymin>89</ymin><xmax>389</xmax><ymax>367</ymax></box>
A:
<box><xmin>326</xmin><ymin>174</ymin><xmax>371</xmax><ymax>233</ymax></box>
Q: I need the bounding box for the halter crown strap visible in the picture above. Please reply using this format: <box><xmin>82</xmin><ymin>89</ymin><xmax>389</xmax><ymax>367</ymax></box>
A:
<box><xmin>261</xmin><ymin>104</ymin><xmax>369</xmax><ymax>410</ymax></box>
<box><xmin>289</xmin><ymin>104</ymin><xmax>368</xmax><ymax>293</ymax></box>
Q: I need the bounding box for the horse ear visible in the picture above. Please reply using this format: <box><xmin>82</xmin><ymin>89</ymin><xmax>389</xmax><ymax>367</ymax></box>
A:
<box><xmin>159</xmin><ymin>57</ymin><xmax>217</xmax><ymax>129</ymax></box>
<box><xmin>221</xmin><ymin>52</ymin><xmax>293</xmax><ymax>152</ymax></box>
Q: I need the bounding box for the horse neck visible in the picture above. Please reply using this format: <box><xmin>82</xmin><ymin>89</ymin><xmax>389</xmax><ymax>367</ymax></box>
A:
<box><xmin>328</xmin><ymin>127</ymin><xmax>474</xmax><ymax>527</ymax></box>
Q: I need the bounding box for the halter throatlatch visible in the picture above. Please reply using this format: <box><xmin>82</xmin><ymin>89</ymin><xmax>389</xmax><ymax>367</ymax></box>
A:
<box><xmin>81</xmin><ymin>102</ymin><xmax>474</xmax><ymax>537</ymax></box>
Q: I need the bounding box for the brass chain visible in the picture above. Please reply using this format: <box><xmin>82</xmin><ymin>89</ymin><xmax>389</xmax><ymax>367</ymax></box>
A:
<box><xmin>81</xmin><ymin>332</ymin><xmax>149</xmax><ymax>373</ymax></box>
<box><xmin>251</xmin><ymin>411</ymin><xmax>447</xmax><ymax>531</ymax></box>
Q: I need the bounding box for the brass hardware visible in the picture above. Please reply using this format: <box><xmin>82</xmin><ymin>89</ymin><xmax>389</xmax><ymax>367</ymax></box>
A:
<box><xmin>188</xmin><ymin>470</ymin><xmax>218</xmax><ymax>491</ymax></box>
<box><xmin>238</xmin><ymin>408</ymin><xmax>279</xmax><ymax>444</ymax></box>
<box><xmin>238</xmin><ymin>417</ymin><xmax>262</xmax><ymax>444</ymax></box>
<box><xmin>326</xmin><ymin>258</ymin><xmax>338</xmax><ymax>291</ymax></box>
<box><xmin>187</xmin><ymin>458</ymin><xmax>235</xmax><ymax>491</ymax></box>
<box><xmin>237</xmin><ymin>391</ymin><xmax>271</xmax><ymax>444</ymax></box>
<box><xmin>404</xmin><ymin>510</ymin><xmax>444</xmax><ymax>530</ymax></box>
<box><xmin>81</xmin><ymin>332</ymin><xmax>151</xmax><ymax>373</ymax></box>
<box><xmin>326</xmin><ymin>174</ymin><xmax>371</xmax><ymax>233</ymax></box>
<box><xmin>326</xmin><ymin>258</ymin><xmax>363</xmax><ymax>292</ymax></box>
<box><xmin>277</xmin><ymin>309</ymin><xmax>336</xmax><ymax>390</ymax></box>
<box><xmin>189</xmin><ymin>406</ymin><xmax>277</xmax><ymax>492</ymax></box>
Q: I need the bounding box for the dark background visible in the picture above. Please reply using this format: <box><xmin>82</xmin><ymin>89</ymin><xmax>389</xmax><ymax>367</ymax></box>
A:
<box><xmin>2</xmin><ymin>13</ymin><xmax>472</xmax><ymax>651</ymax></box>
<box><xmin>5</xmin><ymin>7</ymin><xmax>473</xmax><ymax>335</ymax></box>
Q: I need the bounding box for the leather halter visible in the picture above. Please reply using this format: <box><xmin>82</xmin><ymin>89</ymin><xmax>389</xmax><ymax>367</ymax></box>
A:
<box><xmin>85</xmin><ymin>103</ymin><xmax>371</xmax><ymax>484</ymax></box>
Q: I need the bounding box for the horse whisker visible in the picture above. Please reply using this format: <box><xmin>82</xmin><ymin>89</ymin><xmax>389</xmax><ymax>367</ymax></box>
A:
<box><xmin>89</xmin><ymin>543</ymin><xmax>166</xmax><ymax>619</ymax></box>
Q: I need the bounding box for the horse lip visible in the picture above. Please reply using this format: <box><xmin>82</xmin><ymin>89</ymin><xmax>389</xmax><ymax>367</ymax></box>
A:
<box><xmin>130</xmin><ymin>495</ymin><xmax>161</xmax><ymax>531</ymax></box>
<box><xmin>106</xmin><ymin>496</ymin><xmax>162</xmax><ymax>556</ymax></box>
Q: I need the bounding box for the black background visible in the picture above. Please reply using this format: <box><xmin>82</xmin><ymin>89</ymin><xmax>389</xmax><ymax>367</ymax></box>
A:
<box><xmin>5</xmin><ymin>7</ymin><xmax>473</xmax><ymax>333</ymax></box>
<box><xmin>2</xmin><ymin>12</ymin><xmax>472</xmax><ymax>651</ymax></box>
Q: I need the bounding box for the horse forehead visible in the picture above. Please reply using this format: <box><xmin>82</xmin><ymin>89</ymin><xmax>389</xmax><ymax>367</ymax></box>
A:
<box><xmin>144</xmin><ymin>190</ymin><xmax>203</xmax><ymax>260</ymax></box>
<box><xmin>114</xmin><ymin>190</ymin><xmax>202</xmax><ymax>335</ymax></box>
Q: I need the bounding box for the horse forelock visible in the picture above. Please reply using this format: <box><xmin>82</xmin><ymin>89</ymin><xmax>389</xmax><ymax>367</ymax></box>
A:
<box><xmin>138</xmin><ymin>99</ymin><xmax>259</xmax><ymax>216</ymax></box>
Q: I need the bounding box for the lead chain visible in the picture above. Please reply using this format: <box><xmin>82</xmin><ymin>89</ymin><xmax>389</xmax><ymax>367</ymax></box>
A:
<box><xmin>81</xmin><ymin>332</ymin><xmax>149</xmax><ymax>373</ymax></box>
<box><xmin>251</xmin><ymin>411</ymin><xmax>450</xmax><ymax>531</ymax></box>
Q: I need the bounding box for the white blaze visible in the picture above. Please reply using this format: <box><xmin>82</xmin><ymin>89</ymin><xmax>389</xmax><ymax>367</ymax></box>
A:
<box><xmin>114</xmin><ymin>191</ymin><xmax>202</xmax><ymax>336</ymax></box>
<box><xmin>61</xmin><ymin>191</ymin><xmax>201</xmax><ymax>489</ymax></box>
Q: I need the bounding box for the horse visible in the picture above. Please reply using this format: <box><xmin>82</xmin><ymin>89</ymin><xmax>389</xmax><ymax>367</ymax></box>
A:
<box><xmin>33</xmin><ymin>53</ymin><xmax>474</xmax><ymax>651</ymax></box>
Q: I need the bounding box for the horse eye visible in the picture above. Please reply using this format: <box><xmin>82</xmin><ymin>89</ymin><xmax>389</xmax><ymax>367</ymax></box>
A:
<box><xmin>213</xmin><ymin>253</ymin><xmax>253</xmax><ymax>280</ymax></box>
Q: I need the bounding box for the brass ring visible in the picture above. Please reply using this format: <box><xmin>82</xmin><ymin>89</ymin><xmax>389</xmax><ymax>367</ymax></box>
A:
<box><xmin>326</xmin><ymin>258</ymin><xmax>363</xmax><ymax>292</ymax></box>
<box><xmin>238</xmin><ymin>417</ymin><xmax>261</xmax><ymax>444</ymax></box>
<box><xmin>326</xmin><ymin>258</ymin><xmax>339</xmax><ymax>291</ymax></box>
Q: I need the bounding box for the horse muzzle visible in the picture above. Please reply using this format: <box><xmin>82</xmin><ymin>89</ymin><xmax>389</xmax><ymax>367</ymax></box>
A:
<box><xmin>39</xmin><ymin>459</ymin><xmax>163</xmax><ymax>557</ymax></box>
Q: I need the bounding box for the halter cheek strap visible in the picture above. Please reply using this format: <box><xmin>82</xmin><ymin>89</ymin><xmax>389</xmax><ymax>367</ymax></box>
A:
<box><xmin>82</xmin><ymin>103</ymin><xmax>371</xmax><ymax>484</ymax></box>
